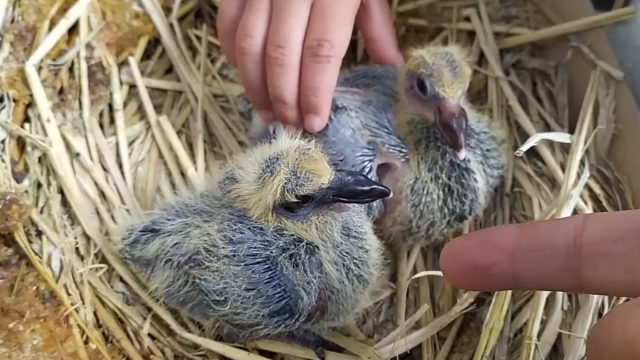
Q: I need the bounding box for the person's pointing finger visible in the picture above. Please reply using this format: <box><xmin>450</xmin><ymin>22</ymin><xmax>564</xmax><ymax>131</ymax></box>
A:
<box><xmin>440</xmin><ymin>210</ymin><xmax>640</xmax><ymax>297</ymax></box>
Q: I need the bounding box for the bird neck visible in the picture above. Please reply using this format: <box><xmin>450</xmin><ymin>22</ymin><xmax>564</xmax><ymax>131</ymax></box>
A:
<box><xmin>393</xmin><ymin>99</ymin><xmax>433</xmax><ymax>159</ymax></box>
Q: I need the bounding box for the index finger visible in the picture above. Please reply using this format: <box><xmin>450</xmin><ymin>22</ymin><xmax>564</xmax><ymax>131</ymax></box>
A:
<box><xmin>299</xmin><ymin>0</ymin><xmax>361</xmax><ymax>133</ymax></box>
<box><xmin>440</xmin><ymin>210</ymin><xmax>640</xmax><ymax>297</ymax></box>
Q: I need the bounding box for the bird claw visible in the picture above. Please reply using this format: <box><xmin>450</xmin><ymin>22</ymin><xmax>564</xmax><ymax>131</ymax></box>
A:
<box><xmin>313</xmin><ymin>345</ymin><xmax>326</xmax><ymax>360</ymax></box>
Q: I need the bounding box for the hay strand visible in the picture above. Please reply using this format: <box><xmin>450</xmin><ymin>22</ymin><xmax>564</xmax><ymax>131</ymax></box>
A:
<box><xmin>499</xmin><ymin>7</ymin><xmax>636</xmax><ymax>49</ymax></box>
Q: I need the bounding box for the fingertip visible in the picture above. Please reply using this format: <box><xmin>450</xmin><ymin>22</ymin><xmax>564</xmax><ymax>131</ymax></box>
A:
<box><xmin>439</xmin><ymin>238</ymin><xmax>460</xmax><ymax>280</ymax></box>
<box><xmin>440</xmin><ymin>236</ymin><xmax>483</xmax><ymax>290</ymax></box>
<box><xmin>388</xmin><ymin>51</ymin><xmax>405</xmax><ymax>67</ymax></box>
<box><xmin>439</xmin><ymin>229</ymin><xmax>516</xmax><ymax>292</ymax></box>
<box><xmin>271</xmin><ymin>103</ymin><xmax>303</xmax><ymax>128</ymax></box>
<box><xmin>299</xmin><ymin>79</ymin><xmax>334</xmax><ymax>133</ymax></box>
<box><xmin>299</xmin><ymin>80</ymin><xmax>334</xmax><ymax>133</ymax></box>
<box><xmin>304</xmin><ymin>114</ymin><xmax>326</xmax><ymax>133</ymax></box>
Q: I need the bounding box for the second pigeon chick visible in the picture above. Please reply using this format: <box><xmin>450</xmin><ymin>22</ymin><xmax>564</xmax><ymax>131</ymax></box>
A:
<box><xmin>377</xmin><ymin>44</ymin><xmax>509</xmax><ymax>247</ymax></box>
<box><xmin>118</xmin><ymin>128</ymin><xmax>390</xmax><ymax>359</ymax></box>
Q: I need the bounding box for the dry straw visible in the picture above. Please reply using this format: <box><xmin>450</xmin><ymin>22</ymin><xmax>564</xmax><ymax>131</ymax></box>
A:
<box><xmin>0</xmin><ymin>0</ymin><xmax>636</xmax><ymax>359</ymax></box>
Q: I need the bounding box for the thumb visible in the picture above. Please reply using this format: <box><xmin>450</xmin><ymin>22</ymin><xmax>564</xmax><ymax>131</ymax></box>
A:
<box><xmin>587</xmin><ymin>297</ymin><xmax>640</xmax><ymax>360</ymax></box>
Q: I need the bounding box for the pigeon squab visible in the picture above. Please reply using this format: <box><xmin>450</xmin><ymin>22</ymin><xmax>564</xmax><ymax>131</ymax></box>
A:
<box><xmin>377</xmin><ymin>44</ymin><xmax>509</xmax><ymax>248</ymax></box>
<box><xmin>119</xmin><ymin>126</ymin><xmax>391</xmax><ymax>359</ymax></box>
<box><xmin>379</xmin><ymin>44</ymin><xmax>509</xmax><ymax>326</ymax></box>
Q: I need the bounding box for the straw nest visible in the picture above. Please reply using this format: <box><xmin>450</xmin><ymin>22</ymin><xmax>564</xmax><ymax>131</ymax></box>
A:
<box><xmin>0</xmin><ymin>0</ymin><xmax>637</xmax><ymax>359</ymax></box>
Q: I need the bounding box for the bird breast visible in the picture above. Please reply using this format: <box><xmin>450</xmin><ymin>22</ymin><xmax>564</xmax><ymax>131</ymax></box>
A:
<box><xmin>380</xmin><ymin>115</ymin><xmax>504</xmax><ymax>246</ymax></box>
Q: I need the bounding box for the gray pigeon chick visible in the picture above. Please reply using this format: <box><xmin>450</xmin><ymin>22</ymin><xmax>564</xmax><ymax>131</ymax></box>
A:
<box><xmin>376</xmin><ymin>44</ymin><xmax>509</xmax><ymax>248</ymax></box>
<box><xmin>118</xmin><ymin>127</ymin><xmax>390</xmax><ymax>359</ymax></box>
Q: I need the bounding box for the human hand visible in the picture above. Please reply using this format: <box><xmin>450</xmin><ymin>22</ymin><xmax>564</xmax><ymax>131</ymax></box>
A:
<box><xmin>217</xmin><ymin>0</ymin><xmax>404</xmax><ymax>133</ymax></box>
<box><xmin>440</xmin><ymin>209</ymin><xmax>640</xmax><ymax>360</ymax></box>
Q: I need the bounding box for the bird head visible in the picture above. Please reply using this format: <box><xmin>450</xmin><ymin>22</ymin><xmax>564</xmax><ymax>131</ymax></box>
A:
<box><xmin>224</xmin><ymin>127</ymin><xmax>391</xmax><ymax>224</ymax></box>
<box><xmin>400</xmin><ymin>44</ymin><xmax>473</xmax><ymax>160</ymax></box>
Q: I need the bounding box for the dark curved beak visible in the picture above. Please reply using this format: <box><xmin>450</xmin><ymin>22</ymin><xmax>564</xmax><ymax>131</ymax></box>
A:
<box><xmin>321</xmin><ymin>170</ymin><xmax>391</xmax><ymax>204</ymax></box>
<box><xmin>435</xmin><ymin>99</ymin><xmax>468</xmax><ymax>160</ymax></box>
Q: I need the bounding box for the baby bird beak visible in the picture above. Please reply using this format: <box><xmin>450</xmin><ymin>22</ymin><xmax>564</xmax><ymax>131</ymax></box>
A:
<box><xmin>434</xmin><ymin>99</ymin><xmax>468</xmax><ymax>160</ymax></box>
<box><xmin>322</xmin><ymin>170</ymin><xmax>391</xmax><ymax>204</ymax></box>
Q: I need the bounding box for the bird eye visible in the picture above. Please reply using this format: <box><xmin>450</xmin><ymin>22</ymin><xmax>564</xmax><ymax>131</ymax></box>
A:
<box><xmin>415</xmin><ymin>77</ymin><xmax>432</xmax><ymax>98</ymax></box>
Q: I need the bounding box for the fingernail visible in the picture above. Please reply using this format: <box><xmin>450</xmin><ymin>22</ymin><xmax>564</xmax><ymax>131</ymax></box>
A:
<box><xmin>304</xmin><ymin>114</ymin><xmax>325</xmax><ymax>133</ymax></box>
<box><xmin>257</xmin><ymin>110</ymin><xmax>275</xmax><ymax>123</ymax></box>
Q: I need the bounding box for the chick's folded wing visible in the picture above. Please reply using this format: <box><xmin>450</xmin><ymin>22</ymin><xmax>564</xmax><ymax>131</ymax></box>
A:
<box><xmin>192</xmin><ymin>215</ymin><xmax>325</xmax><ymax>332</ymax></box>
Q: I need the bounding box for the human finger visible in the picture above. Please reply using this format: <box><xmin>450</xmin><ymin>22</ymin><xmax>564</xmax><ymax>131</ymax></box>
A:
<box><xmin>440</xmin><ymin>210</ymin><xmax>640</xmax><ymax>297</ymax></box>
<box><xmin>264</xmin><ymin>0</ymin><xmax>314</xmax><ymax>127</ymax></box>
<box><xmin>299</xmin><ymin>0</ymin><xmax>361</xmax><ymax>133</ymax></box>
<box><xmin>234</xmin><ymin>0</ymin><xmax>274</xmax><ymax>123</ymax></box>
<box><xmin>355</xmin><ymin>0</ymin><xmax>403</xmax><ymax>66</ymax></box>
<box><xmin>587</xmin><ymin>297</ymin><xmax>640</xmax><ymax>360</ymax></box>
<box><xmin>216</xmin><ymin>0</ymin><xmax>246</xmax><ymax>67</ymax></box>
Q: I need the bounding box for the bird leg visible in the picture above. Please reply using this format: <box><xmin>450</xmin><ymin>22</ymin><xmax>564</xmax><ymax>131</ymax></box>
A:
<box><xmin>280</xmin><ymin>330</ymin><xmax>329</xmax><ymax>360</ymax></box>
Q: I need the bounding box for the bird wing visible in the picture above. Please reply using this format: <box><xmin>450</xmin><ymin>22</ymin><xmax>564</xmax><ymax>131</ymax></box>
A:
<box><xmin>238</xmin><ymin>64</ymin><xmax>408</xmax><ymax>161</ymax></box>
<box><xmin>121</xmin><ymin>192</ymin><xmax>325</xmax><ymax>340</ymax></box>
<box><xmin>193</xmin><ymin>217</ymin><xmax>324</xmax><ymax>336</ymax></box>
<box><xmin>323</xmin><ymin>64</ymin><xmax>408</xmax><ymax>172</ymax></box>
